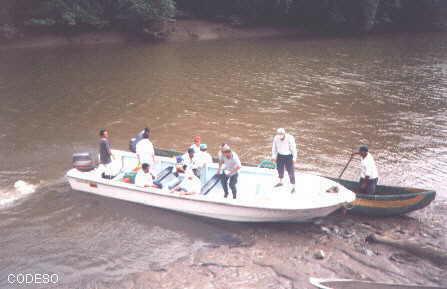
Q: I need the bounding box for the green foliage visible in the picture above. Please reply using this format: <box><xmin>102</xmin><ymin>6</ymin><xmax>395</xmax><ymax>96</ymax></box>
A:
<box><xmin>15</xmin><ymin>0</ymin><xmax>175</xmax><ymax>32</ymax></box>
<box><xmin>1</xmin><ymin>0</ymin><xmax>446</xmax><ymax>36</ymax></box>
<box><xmin>177</xmin><ymin>0</ymin><xmax>447</xmax><ymax>32</ymax></box>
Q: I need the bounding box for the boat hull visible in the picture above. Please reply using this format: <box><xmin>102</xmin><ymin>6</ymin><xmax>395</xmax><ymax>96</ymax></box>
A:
<box><xmin>328</xmin><ymin>178</ymin><xmax>436</xmax><ymax>217</ymax></box>
<box><xmin>67</xmin><ymin>175</ymin><xmax>343</xmax><ymax>222</ymax></box>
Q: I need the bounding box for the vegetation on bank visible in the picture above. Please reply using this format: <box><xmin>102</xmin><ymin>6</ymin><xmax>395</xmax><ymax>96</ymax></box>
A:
<box><xmin>1</xmin><ymin>0</ymin><xmax>447</xmax><ymax>41</ymax></box>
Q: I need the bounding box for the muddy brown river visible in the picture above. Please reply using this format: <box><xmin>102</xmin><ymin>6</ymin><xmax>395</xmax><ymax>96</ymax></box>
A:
<box><xmin>0</xmin><ymin>32</ymin><xmax>446</xmax><ymax>289</ymax></box>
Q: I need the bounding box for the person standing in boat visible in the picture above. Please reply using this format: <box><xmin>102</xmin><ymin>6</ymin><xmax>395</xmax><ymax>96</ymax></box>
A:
<box><xmin>352</xmin><ymin>145</ymin><xmax>379</xmax><ymax>195</ymax></box>
<box><xmin>272</xmin><ymin>128</ymin><xmax>298</xmax><ymax>193</ymax></box>
<box><xmin>99</xmin><ymin>129</ymin><xmax>114</xmax><ymax>178</ymax></box>
<box><xmin>136</xmin><ymin>130</ymin><xmax>155</xmax><ymax>168</ymax></box>
<box><xmin>217</xmin><ymin>144</ymin><xmax>241</xmax><ymax>199</ymax></box>
<box><xmin>130</xmin><ymin>127</ymin><xmax>150</xmax><ymax>153</ymax></box>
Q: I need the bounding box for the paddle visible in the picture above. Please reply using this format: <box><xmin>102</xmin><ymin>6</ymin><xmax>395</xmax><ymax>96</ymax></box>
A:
<box><xmin>338</xmin><ymin>154</ymin><xmax>354</xmax><ymax>178</ymax></box>
<box><xmin>200</xmin><ymin>174</ymin><xmax>222</xmax><ymax>195</ymax></box>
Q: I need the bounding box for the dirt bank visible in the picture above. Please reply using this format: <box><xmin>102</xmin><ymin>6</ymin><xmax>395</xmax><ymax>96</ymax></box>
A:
<box><xmin>0</xmin><ymin>20</ymin><xmax>306</xmax><ymax>50</ymax></box>
<box><xmin>68</xmin><ymin>201</ymin><xmax>447</xmax><ymax>289</ymax></box>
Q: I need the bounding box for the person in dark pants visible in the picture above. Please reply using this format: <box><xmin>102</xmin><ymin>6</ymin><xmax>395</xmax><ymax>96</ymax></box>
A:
<box><xmin>352</xmin><ymin>145</ymin><xmax>379</xmax><ymax>195</ymax></box>
<box><xmin>99</xmin><ymin>129</ymin><xmax>113</xmax><ymax>178</ymax></box>
<box><xmin>272</xmin><ymin>128</ymin><xmax>298</xmax><ymax>193</ymax></box>
<box><xmin>217</xmin><ymin>144</ymin><xmax>241</xmax><ymax>199</ymax></box>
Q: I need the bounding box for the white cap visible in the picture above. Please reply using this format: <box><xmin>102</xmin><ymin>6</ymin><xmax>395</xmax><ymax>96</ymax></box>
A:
<box><xmin>276</xmin><ymin>128</ymin><xmax>286</xmax><ymax>135</ymax></box>
<box><xmin>221</xmin><ymin>144</ymin><xmax>231</xmax><ymax>152</ymax></box>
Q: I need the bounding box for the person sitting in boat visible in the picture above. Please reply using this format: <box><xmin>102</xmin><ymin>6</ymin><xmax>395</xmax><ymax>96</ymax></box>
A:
<box><xmin>99</xmin><ymin>129</ymin><xmax>114</xmax><ymax>179</ymax></box>
<box><xmin>190</xmin><ymin>135</ymin><xmax>202</xmax><ymax>154</ymax></box>
<box><xmin>167</xmin><ymin>161</ymin><xmax>188</xmax><ymax>190</ymax></box>
<box><xmin>217</xmin><ymin>144</ymin><xmax>241</xmax><ymax>199</ymax></box>
<box><xmin>197</xmin><ymin>143</ymin><xmax>213</xmax><ymax>167</ymax></box>
<box><xmin>136</xmin><ymin>130</ymin><xmax>155</xmax><ymax>169</ymax></box>
<box><xmin>129</xmin><ymin>127</ymin><xmax>150</xmax><ymax>153</ymax></box>
<box><xmin>272</xmin><ymin>128</ymin><xmax>298</xmax><ymax>193</ymax></box>
<box><xmin>135</xmin><ymin>163</ymin><xmax>154</xmax><ymax>188</ymax></box>
<box><xmin>352</xmin><ymin>145</ymin><xmax>379</xmax><ymax>195</ymax></box>
<box><xmin>182</xmin><ymin>148</ymin><xmax>200</xmax><ymax>177</ymax></box>
<box><xmin>170</xmin><ymin>169</ymin><xmax>201</xmax><ymax>195</ymax></box>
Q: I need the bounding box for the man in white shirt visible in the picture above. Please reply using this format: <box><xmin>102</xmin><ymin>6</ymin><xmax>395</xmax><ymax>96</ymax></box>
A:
<box><xmin>135</xmin><ymin>163</ymin><xmax>154</xmax><ymax>187</ymax></box>
<box><xmin>352</xmin><ymin>145</ymin><xmax>379</xmax><ymax>194</ymax></box>
<box><xmin>136</xmin><ymin>131</ymin><xmax>155</xmax><ymax>167</ymax></box>
<box><xmin>182</xmin><ymin>148</ymin><xmax>200</xmax><ymax>177</ymax></box>
<box><xmin>217</xmin><ymin>144</ymin><xmax>241</xmax><ymax>199</ymax></box>
<box><xmin>272</xmin><ymin>128</ymin><xmax>298</xmax><ymax>193</ymax></box>
<box><xmin>197</xmin><ymin>143</ymin><xmax>213</xmax><ymax>166</ymax></box>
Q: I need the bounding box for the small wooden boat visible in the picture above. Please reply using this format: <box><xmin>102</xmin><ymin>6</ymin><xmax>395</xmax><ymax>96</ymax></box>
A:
<box><xmin>309</xmin><ymin>278</ymin><xmax>447</xmax><ymax>289</ymax></box>
<box><xmin>326</xmin><ymin>178</ymin><xmax>436</xmax><ymax>217</ymax></box>
<box><xmin>66</xmin><ymin>149</ymin><xmax>355</xmax><ymax>223</ymax></box>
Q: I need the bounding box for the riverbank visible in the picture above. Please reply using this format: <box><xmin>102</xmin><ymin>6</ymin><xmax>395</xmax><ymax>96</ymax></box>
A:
<box><xmin>0</xmin><ymin>20</ymin><xmax>307</xmax><ymax>49</ymax></box>
<box><xmin>77</xmin><ymin>202</ymin><xmax>447</xmax><ymax>289</ymax></box>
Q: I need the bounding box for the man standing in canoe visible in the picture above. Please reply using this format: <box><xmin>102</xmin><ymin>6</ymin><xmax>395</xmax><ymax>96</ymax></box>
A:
<box><xmin>352</xmin><ymin>145</ymin><xmax>379</xmax><ymax>194</ymax></box>
<box><xmin>217</xmin><ymin>144</ymin><xmax>241</xmax><ymax>199</ymax></box>
<box><xmin>272</xmin><ymin>128</ymin><xmax>298</xmax><ymax>193</ymax></box>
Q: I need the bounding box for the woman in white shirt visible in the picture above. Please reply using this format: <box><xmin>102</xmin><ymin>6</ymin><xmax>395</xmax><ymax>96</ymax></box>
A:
<box><xmin>352</xmin><ymin>145</ymin><xmax>379</xmax><ymax>195</ymax></box>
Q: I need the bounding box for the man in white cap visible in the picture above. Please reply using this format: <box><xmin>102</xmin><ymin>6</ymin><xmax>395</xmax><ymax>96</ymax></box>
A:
<box><xmin>272</xmin><ymin>128</ymin><xmax>298</xmax><ymax>193</ymax></box>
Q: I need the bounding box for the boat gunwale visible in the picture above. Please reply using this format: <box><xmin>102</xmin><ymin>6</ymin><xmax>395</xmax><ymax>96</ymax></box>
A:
<box><xmin>66</xmin><ymin>171</ymin><xmax>348</xmax><ymax>213</ymax></box>
<box><xmin>325</xmin><ymin>177</ymin><xmax>436</xmax><ymax>200</ymax></box>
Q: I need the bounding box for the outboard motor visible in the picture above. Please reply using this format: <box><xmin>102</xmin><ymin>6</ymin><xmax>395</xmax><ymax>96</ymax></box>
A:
<box><xmin>73</xmin><ymin>152</ymin><xmax>95</xmax><ymax>172</ymax></box>
<box><xmin>129</xmin><ymin>137</ymin><xmax>137</xmax><ymax>153</ymax></box>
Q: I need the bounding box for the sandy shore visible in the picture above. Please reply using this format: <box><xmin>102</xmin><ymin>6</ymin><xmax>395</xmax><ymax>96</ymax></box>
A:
<box><xmin>77</xmin><ymin>201</ymin><xmax>447</xmax><ymax>289</ymax></box>
<box><xmin>0</xmin><ymin>20</ymin><xmax>306</xmax><ymax>49</ymax></box>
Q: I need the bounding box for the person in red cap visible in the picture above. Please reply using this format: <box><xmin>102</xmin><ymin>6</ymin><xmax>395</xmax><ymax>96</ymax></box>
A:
<box><xmin>190</xmin><ymin>135</ymin><xmax>201</xmax><ymax>154</ymax></box>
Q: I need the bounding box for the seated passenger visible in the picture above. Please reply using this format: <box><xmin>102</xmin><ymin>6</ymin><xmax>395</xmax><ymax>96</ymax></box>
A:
<box><xmin>197</xmin><ymin>143</ymin><xmax>213</xmax><ymax>166</ymax></box>
<box><xmin>182</xmin><ymin>148</ymin><xmax>200</xmax><ymax>177</ymax></box>
<box><xmin>167</xmin><ymin>163</ymin><xmax>187</xmax><ymax>190</ymax></box>
<box><xmin>135</xmin><ymin>163</ymin><xmax>154</xmax><ymax>188</ymax></box>
<box><xmin>190</xmin><ymin>135</ymin><xmax>201</xmax><ymax>154</ymax></box>
<box><xmin>170</xmin><ymin>170</ymin><xmax>201</xmax><ymax>195</ymax></box>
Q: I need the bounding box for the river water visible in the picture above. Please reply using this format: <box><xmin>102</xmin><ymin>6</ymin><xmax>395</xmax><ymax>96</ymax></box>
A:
<box><xmin>0</xmin><ymin>32</ymin><xmax>446</xmax><ymax>288</ymax></box>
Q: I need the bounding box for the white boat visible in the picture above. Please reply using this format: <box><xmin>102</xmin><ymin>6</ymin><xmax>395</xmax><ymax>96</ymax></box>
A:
<box><xmin>66</xmin><ymin>149</ymin><xmax>356</xmax><ymax>222</ymax></box>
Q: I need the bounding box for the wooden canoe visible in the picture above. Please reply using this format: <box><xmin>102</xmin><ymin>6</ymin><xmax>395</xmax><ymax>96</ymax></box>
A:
<box><xmin>326</xmin><ymin>177</ymin><xmax>436</xmax><ymax>217</ymax></box>
<box><xmin>309</xmin><ymin>278</ymin><xmax>447</xmax><ymax>289</ymax></box>
<box><xmin>155</xmin><ymin>148</ymin><xmax>436</xmax><ymax>217</ymax></box>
